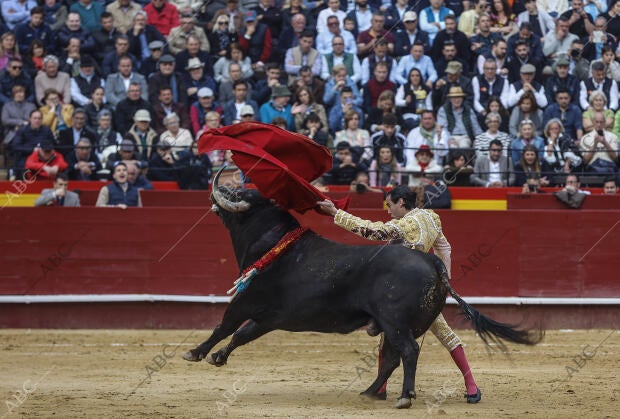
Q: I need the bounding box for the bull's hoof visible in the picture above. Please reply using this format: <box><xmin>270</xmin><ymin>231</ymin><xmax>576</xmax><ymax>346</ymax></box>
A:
<box><xmin>359</xmin><ymin>390</ymin><xmax>387</xmax><ymax>400</ymax></box>
<box><xmin>182</xmin><ymin>349</ymin><xmax>205</xmax><ymax>362</ymax></box>
<box><xmin>395</xmin><ymin>397</ymin><xmax>412</xmax><ymax>409</ymax></box>
<box><xmin>206</xmin><ymin>352</ymin><xmax>227</xmax><ymax>367</ymax></box>
<box><xmin>465</xmin><ymin>387</ymin><xmax>482</xmax><ymax>403</ymax></box>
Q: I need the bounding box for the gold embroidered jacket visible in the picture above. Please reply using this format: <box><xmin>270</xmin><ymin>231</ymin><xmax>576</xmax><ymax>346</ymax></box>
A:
<box><xmin>333</xmin><ymin>208</ymin><xmax>452</xmax><ymax>276</ymax></box>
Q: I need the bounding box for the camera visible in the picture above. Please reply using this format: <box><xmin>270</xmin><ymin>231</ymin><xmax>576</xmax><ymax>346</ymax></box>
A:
<box><xmin>356</xmin><ymin>183</ymin><xmax>367</xmax><ymax>193</ymax></box>
<box><xmin>528</xmin><ymin>183</ymin><xmax>537</xmax><ymax>192</ymax></box>
<box><xmin>570</xmin><ymin>49</ymin><xmax>581</xmax><ymax>59</ymax></box>
<box><xmin>597</xmin><ymin>129</ymin><xmax>604</xmax><ymax>136</ymax></box>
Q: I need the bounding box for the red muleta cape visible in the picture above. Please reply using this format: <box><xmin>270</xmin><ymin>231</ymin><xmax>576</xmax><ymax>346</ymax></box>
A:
<box><xmin>198</xmin><ymin>122</ymin><xmax>348</xmax><ymax>213</ymax></box>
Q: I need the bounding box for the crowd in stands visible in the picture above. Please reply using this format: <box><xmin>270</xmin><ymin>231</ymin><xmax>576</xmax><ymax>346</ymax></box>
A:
<box><xmin>2</xmin><ymin>0</ymin><xmax>620</xmax><ymax>199</ymax></box>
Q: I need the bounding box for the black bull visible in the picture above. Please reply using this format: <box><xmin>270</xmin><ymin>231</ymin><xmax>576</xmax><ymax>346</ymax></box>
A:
<box><xmin>183</xmin><ymin>176</ymin><xmax>542</xmax><ymax>408</ymax></box>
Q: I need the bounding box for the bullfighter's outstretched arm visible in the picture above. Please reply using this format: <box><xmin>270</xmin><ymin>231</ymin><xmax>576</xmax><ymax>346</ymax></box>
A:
<box><xmin>333</xmin><ymin>209</ymin><xmax>406</xmax><ymax>242</ymax></box>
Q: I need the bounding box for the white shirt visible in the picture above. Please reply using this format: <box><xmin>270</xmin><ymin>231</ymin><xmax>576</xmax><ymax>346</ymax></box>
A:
<box><xmin>488</xmin><ymin>160</ymin><xmax>502</xmax><ymax>185</ymax></box>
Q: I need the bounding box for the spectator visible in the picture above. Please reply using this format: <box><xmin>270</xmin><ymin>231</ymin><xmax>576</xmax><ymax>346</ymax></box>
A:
<box><xmin>71</xmin><ymin>55</ymin><xmax>104</xmax><ymax>107</ymax></box>
<box><xmin>57</xmin><ymin>108</ymin><xmax>97</xmax><ymax>159</ymax></box>
<box><xmin>484</xmin><ymin>96</ymin><xmax>510</xmax><ymax>132</ymax></box>
<box><xmin>281</xmin><ymin>1</ymin><xmax>312</xmax><ymax>38</ymax></box>
<box><xmin>168</xmin><ymin>9</ymin><xmax>210</xmax><ymax>55</ymax></box>
<box><xmin>183</xmin><ymin>58</ymin><xmax>216</xmax><ymax>104</ymax></box>
<box><xmin>435</xmin><ymin>40</ymin><xmax>469</xmax><ymax>79</ymax></box>
<box><xmin>253</xmin><ymin>0</ymin><xmax>283</xmax><ymax>48</ymax></box>
<box><xmin>316</xmin><ymin>14</ymin><xmax>357</xmax><ymax>56</ymax></box>
<box><xmin>517</xmin><ymin>0</ymin><xmax>555</xmax><ymax>39</ymax></box>
<box><xmin>58</xmin><ymin>37</ymin><xmax>85</xmax><ymax>78</ymax></box>
<box><xmin>22</xmin><ymin>40</ymin><xmax>46</xmax><ymax>81</ymax></box>
<box><xmin>259</xmin><ymin>85</ymin><xmax>294</xmax><ymax>129</ymax></box>
<box><xmin>291</xmin><ymin>86</ymin><xmax>327</xmax><ymax>132</ymax></box>
<box><xmin>114</xmin><ymin>82</ymin><xmax>153</xmax><ymax>135</ymax></box>
<box><xmin>25</xmin><ymin>138</ymin><xmax>68</xmax><ymax>180</ymax></box>
<box><xmin>505</xmin><ymin>39</ymin><xmax>542</xmax><ymax>83</ymax></box>
<box><xmin>602</xmin><ymin>0</ymin><xmax>620</xmax><ymax>38</ymax></box>
<box><xmin>105</xmin><ymin>0</ymin><xmax>143</xmax><ymax>34</ymax></box>
<box><xmin>474</xmin><ymin>112</ymin><xmax>512</xmax><ymax>158</ymax></box>
<box><xmin>326</xmin><ymin>141</ymin><xmax>360</xmax><ymax>185</ymax></box>
<box><xmin>144</xmin><ymin>0</ymin><xmax>180</xmax><ymax>37</ymax></box>
<box><xmin>589</xmin><ymin>46</ymin><xmax>620</xmax><ymax>84</ymax></box>
<box><xmin>95</xmin><ymin>161</ymin><xmax>142</xmax><ymax>208</ymax></box>
<box><xmin>419</xmin><ymin>0</ymin><xmax>454</xmax><ymax>46</ymax></box>
<box><xmin>559</xmin><ymin>0</ymin><xmax>593</xmax><ymax>39</ymax></box>
<box><xmin>368</xmin><ymin>146</ymin><xmax>401</xmax><ymax>187</ymax></box>
<box><xmin>126</xmin><ymin>161</ymin><xmax>153</xmax><ymax>190</ymax></box>
<box><xmin>286</xmin><ymin>30</ymin><xmax>321</xmax><ymax>84</ymax></box>
<box><xmin>152</xmin><ymin>85</ymin><xmax>191</xmax><ymax>134</ymax></box>
<box><xmin>126</xmin><ymin>109</ymin><xmax>159</xmax><ymax>160</ymax></box>
<box><xmin>393</xmin><ymin>41</ymin><xmax>436</xmax><ymax>88</ymax></box>
<box><xmin>603</xmin><ymin>177</ymin><xmax>618</xmax><ymax>194</ymax></box>
<box><xmin>470</xmin><ymin>14</ymin><xmax>503</xmax><ymax>58</ymax></box>
<box><xmin>488</xmin><ymin>0</ymin><xmax>516</xmax><ymax>37</ymax></box>
<box><xmin>542</xmin><ymin>88</ymin><xmax>583</xmax><ymax>140</ymax></box>
<box><xmin>65</xmin><ymin>137</ymin><xmax>103</xmax><ymax>180</ymax></box>
<box><xmin>360</xmin><ymin>38</ymin><xmax>395</xmax><ymax>86</ymax></box>
<box><xmin>472</xmin><ymin>58</ymin><xmax>509</xmax><ymax>118</ymax></box>
<box><xmin>92</xmin><ymin>12</ymin><xmax>121</xmax><ymax>61</ymax></box>
<box><xmin>2</xmin><ymin>0</ymin><xmax>36</xmax><ymax>30</ymax></box>
<box><xmin>580</xmin><ymin>61</ymin><xmax>619</xmax><ymax>112</ymax></box>
<box><xmin>443</xmin><ymin>150</ymin><xmax>473</xmax><ymax>186</ymax></box>
<box><xmin>148</xmin><ymin>54</ymin><xmax>188</xmax><ymax>104</ymax></box>
<box><xmin>384</xmin><ymin>0</ymin><xmax>410</xmax><ymax>35</ymax></box>
<box><xmin>436</xmin><ymin>86</ymin><xmax>482</xmax><ymax>153</ymax></box>
<box><xmin>295</xmin><ymin>65</ymin><xmax>325</xmax><ymax>106</ymax></box>
<box><xmin>322</xmin><ymin>64</ymin><xmax>361</xmax><ymax>109</ymax></box>
<box><xmin>127</xmin><ymin>10</ymin><xmax>165</xmax><ymax>63</ymax></box>
<box><xmin>34</xmin><ymin>55</ymin><xmax>71</xmax><ymax>107</ymax></box>
<box><xmin>148</xmin><ymin>139</ymin><xmax>179</xmax><ymax>181</ymax></box>
<box><xmin>370</xmin><ymin>113</ymin><xmax>406</xmax><ymax>164</ymax></box>
<box><xmin>213</xmin><ymin>43</ymin><xmax>253</xmax><ymax>85</ymax></box>
<box><xmin>93</xmin><ymin>109</ymin><xmax>122</xmax><ymax>156</ymax></box>
<box><xmin>140</xmin><ymin>40</ymin><xmax>165</xmax><ymax>78</ymax></box>
<box><xmin>514</xmin><ymin>143</ymin><xmax>551</xmax><ymax>188</ymax></box>
<box><xmin>431</xmin><ymin>15</ymin><xmax>470</xmax><ymax>66</ymax></box>
<box><xmin>176</xmin><ymin>140</ymin><xmax>212</xmax><ymax>189</ymax></box>
<box><xmin>11</xmin><ymin>110</ymin><xmax>54</xmax><ymax>179</ymax></box>
<box><xmin>433</xmin><ymin>61</ymin><xmax>474</xmax><ymax>109</ymax></box>
<box><xmin>84</xmin><ymin>87</ymin><xmax>111</xmax><ymax>130</ymax></box>
<box><xmin>70</xmin><ymin>0</ymin><xmax>104</xmax><ymax>33</ymax></box>
<box><xmin>356</xmin><ymin>11</ymin><xmax>394</xmax><ymax>59</ymax></box>
<box><xmin>580</xmin><ymin>113</ymin><xmax>619</xmax><ymax>174</ymax></box>
<box><xmin>395</xmin><ymin>68</ymin><xmax>431</xmax><ymax>131</ymax></box>
<box><xmin>545</xmin><ymin>57</ymin><xmax>580</xmax><ymax>105</ymax></box>
<box><xmin>344</xmin><ymin>0</ymin><xmax>372</xmax><ymax>37</ymax></box>
<box><xmin>542</xmin><ymin>118</ymin><xmax>583</xmax><ymax>174</ymax></box>
<box><xmin>34</xmin><ymin>172</ymin><xmax>80</xmax><ymax>207</ymax></box>
<box><xmin>543</xmin><ymin>16</ymin><xmax>578</xmax><ymax>62</ymax></box>
<box><xmin>299</xmin><ymin>112</ymin><xmax>331</xmax><ymax>146</ymax></box>
<box><xmin>159</xmin><ymin>112</ymin><xmax>193</xmax><ymax>158</ymax></box>
<box><xmin>393</xmin><ymin>11</ymin><xmax>430</xmax><ymax>59</ymax></box>
<box><xmin>362</xmin><ymin>61</ymin><xmax>394</xmax><ymax>110</ymax></box>
<box><xmin>56</xmin><ymin>12</ymin><xmax>96</xmax><ymax>55</ymax></box>
<box><xmin>405</xmin><ymin>144</ymin><xmax>442</xmax><ymax>186</ymax></box>
<box><xmin>316</xmin><ymin>0</ymin><xmax>346</xmax><ymax>34</ymax></box>
<box><xmin>237</xmin><ymin>10</ymin><xmax>271</xmax><ymax>66</ymax></box>
<box><xmin>509</xmin><ymin>91</ymin><xmax>544</xmax><ymax>137</ymax></box>
<box><xmin>174</xmin><ymin>35</ymin><xmax>215</xmax><ymax>81</ymax></box>
<box><xmin>334</xmin><ymin>109</ymin><xmax>371</xmax><ymax>167</ymax></box>
<box><xmin>104</xmin><ymin>138</ymin><xmax>140</xmax><ymax>170</ymax></box>
<box><xmin>39</xmin><ymin>88</ymin><xmax>74</xmax><ymax>136</ymax></box>
<box><xmin>511</xmin><ymin>119</ymin><xmax>545</xmax><ymax>164</ymax></box>
<box><xmin>106</xmin><ymin>56</ymin><xmax>149</xmax><ymax>109</ymax></box>
<box><xmin>507</xmin><ymin>22</ymin><xmax>544</xmax><ymax>66</ymax></box>
<box><xmin>188</xmin><ymin>87</ymin><xmax>222</xmax><ymax>133</ymax></box>
<box><xmin>405</xmin><ymin>110</ymin><xmax>449</xmax><ymax>166</ymax></box>
<box><xmin>0</xmin><ymin>57</ymin><xmax>34</xmax><ymax>106</ymax></box>
<box><xmin>1</xmin><ymin>84</ymin><xmax>35</xmax><ymax>146</ymax></box>
<box><xmin>208</xmin><ymin>14</ymin><xmax>237</xmax><ymax>59</ymax></box>
<box><xmin>15</xmin><ymin>7</ymin><xmax>53</xmax><ymax>56</ymax></box>
<box><xmin>42</xmin><ymin>0</ymin><xmax>67</xmax><ymax>33</ymax></box>
<box><xmin>458</xmin><ymin>0</ymin><xmax>488</xmax><ymax>37</ymax></box>
<box><xmin>365</xmin><ymin>89</ymin><xmax>394</xmax><ymax>134</ymax></box>
<box><xmin>581</xmin><ymin>16</ymin><xmax>617</xmax><ymax>62</ymax></box>
<box><xmin>507</xmin><ymin>63</ymin><xmax>548</xmax><ymax>109</ymax></box>
<box><xmin>471</xmin><ymin>138</ymin><xmax>514</xmax><ymax>187</ymax></box>
<box><xmin>102</xmin><ymin>35</ymin><xmax>137</xmax><ymax>78</ymax></box>
<box><xmin>221</xmin><ymin>81</ymin><xmax>258</xmax><ymax>126</ymax></box>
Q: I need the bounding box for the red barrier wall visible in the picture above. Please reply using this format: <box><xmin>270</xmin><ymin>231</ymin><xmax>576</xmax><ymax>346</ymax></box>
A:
<box><xmin>1</xmin><ymin>208</ymin><xmax>619</xmax><ymax>328</ymax></box>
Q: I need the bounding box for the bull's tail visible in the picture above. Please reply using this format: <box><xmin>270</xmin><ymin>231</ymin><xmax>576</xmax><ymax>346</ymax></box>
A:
<box><xmin>430</xmin><ymin>256</ymin><xmax>543</xmax><ymax>351</ymax></box>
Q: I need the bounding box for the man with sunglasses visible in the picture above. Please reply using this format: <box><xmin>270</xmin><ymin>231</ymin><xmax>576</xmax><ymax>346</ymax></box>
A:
<box><xmin>0</xmin><ymin>58</ymin><xmax>34</xmax><ymax>106</ymax></box>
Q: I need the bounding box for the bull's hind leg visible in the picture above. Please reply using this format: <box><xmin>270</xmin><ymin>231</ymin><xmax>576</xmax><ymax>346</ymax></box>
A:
<box><xmin>360</xmin><ymin>335</ymin><xmax>400</xmax><ymax>400</ymax></box>
<box><xmin>208</xmin><ymin>320</ymin><xmax>272</xmax><ymax>366</ymax></box>
<box><xmin>183</xmin><ymin>301</ymin><xmax>251</xmax><ymax>362</ymax></box>
<box><xmin>382</xmin><ymin>328</ymin><xmax>420</xmax><ymax>409</ymax></box>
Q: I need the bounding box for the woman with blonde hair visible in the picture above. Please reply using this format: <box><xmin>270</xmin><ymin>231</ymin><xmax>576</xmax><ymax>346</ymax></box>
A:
<box><xmin>39</xmin><ymin>88</ymin><xmax>74</xmax><ymax>136</ymax></box>
<box><xmin>0</xmin><ymin>32</ymin><xmax>21</xmax><ymax>71</ymax></box>
<box><xmin>542</xmin><ymin>118</ymin><xmax>583</xmax><ymax>174</ymax></box>
<box><xmin>583</xmin><ymin>91</ymin><xmax>614</xmax><ymax>132</ymax></box>
<box><xmin>335</xmin><ymin>109</ymin><xmax>372</xmax><ymax>167</ymax></box>
<box><xmin>160</xmin><ymin>112</ymin><xmax>193</xmax><ymax>159</ymax></box>
<box><xmin>208</xmin><ymin>14</ymin><xmax>237</xmax><ymax>58</ymax></box>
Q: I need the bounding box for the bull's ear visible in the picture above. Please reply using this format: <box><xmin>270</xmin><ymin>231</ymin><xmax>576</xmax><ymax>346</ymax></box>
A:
<box><xmin>269</xmin><ymin>198</ymin><xmax>279</xmax><ymax>207</ymax></box>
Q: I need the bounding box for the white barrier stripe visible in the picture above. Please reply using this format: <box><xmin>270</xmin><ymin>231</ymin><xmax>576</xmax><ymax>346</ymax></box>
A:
<box><xmin>0</xmin><ymin>295</ymin><xmax>619</xmax><ymax>305</ymax></box>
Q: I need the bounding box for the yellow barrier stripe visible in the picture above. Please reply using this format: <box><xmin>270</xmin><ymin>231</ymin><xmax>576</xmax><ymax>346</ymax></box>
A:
<box><xmin>0</xmin><ymin>193</ymin><xmax>39</xmax><ymax>207</ymax></box>
<box><xmin>451</xmin><ymin>199</ymin><xmax>507</xmax><ymax>211</ymax></box>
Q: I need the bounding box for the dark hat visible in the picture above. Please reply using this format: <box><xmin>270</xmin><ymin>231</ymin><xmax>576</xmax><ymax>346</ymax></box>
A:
<box><xmin>158</xmin><ymin>54</ymin><xmax>175</xmax><ymax>64</ymax></box>
<box><xmin>80</xmin><ymin>55</ymin><xmax>95</xmax><ymax>67</ymax></box>
<box><xmin>119</xmin><ymin>139</ymin><xmax>135</xmax><ymax>152</ymax></box>
<box><xmin>38</xmin><ymin>139</ymin><xmax>54</xmax><ymax>151</ymax></box>
<box><xmin>415</xmin><ymin>144</ymin><xmax>434</xmax><ymax>158</ymax></box>
<box><xmin>271</xmin><ymin>85</ymin><xmax>292</xmax><ymax>98</ymax></box>
<box><xmin>148</xmin><ymin>40</ymin><xmax>164</xmax><ymax>50</ymax></box>
<box><xmin>244</xmin><ymin>10</ymin><xmax>257</xmax><ymax>22</ymax></box>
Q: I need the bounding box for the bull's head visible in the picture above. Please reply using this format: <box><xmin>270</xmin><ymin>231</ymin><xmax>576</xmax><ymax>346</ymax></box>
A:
<box><xmin>210</xmin><ymin>166</ymin><xmax>251</xmax><ymax>214</ymax></box>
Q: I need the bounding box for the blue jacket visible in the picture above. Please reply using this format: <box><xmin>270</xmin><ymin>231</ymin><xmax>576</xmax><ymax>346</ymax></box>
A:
<box><xmin>107</xmin><ymin>181</ymin><xmax>140</xmax><ymax>207</ymax></box>
<box><xmin>259</xmin><ymin>101</ymin><xmax>294</xmax><ymax>130</ymax></box>
<box><xmin>14</xmin><ymin>21</ymin><xmax>54</xmax><ymax>55</ymax></box>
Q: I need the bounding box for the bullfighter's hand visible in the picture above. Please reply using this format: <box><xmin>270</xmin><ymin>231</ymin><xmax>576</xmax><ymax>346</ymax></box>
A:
<box><xmin>316</xmin><ymin>200</ymin><xmax>337</xmax><ymax>216</ymax></box>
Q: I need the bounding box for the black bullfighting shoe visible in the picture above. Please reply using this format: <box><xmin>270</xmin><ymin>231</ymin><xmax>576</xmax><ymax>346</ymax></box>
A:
<box><xmin>465</xmin><ymin>387</ymin><xmax>482</xmax><ymax>403</ymax></box>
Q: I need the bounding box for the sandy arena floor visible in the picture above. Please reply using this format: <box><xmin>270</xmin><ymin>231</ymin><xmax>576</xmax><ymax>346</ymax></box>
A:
<box><xmin>0</xmin><ymin>329</ymin><xmax>617</xmax><ymax>418</ymax></box>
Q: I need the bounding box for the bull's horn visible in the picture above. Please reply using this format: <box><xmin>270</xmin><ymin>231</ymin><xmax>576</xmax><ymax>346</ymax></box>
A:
<box><xmin>211</xmin><ymin>165</ymin><xmax>250</xmax><ymax>212</ymax></box>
